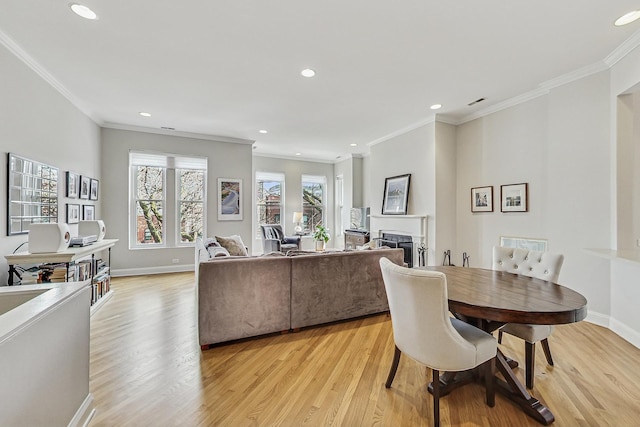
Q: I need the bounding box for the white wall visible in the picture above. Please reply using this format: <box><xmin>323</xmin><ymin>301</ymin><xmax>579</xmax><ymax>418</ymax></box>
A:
<box><xmin>0</xmin><ymin>43</ymin><xmax>101</xmax><ymax>286</ymax></box>
<box><xmin>456</xmin><ymin>72</ymin><xmax>612</xmax><ymax>319</ymax></box>
<box><xmin>369</xmin><ymin>122</ymin><xmax>438</xmax><ymax>263</ymax></box>
<box><xmin>252</xmin><ymin>155</ymin><xmax>334</xmax><ymax>253</ymax></box>
<box><xmin>101</xmin><ymin>128</ymin><xmax>253</xmax><ymax>274</ymax></box>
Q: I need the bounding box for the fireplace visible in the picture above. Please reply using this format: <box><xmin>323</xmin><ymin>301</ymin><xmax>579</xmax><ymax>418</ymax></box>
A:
<box><xmin>379</xmin><ymin>233</ymin><xmax>413</xmax><ymax>267</ymax></box>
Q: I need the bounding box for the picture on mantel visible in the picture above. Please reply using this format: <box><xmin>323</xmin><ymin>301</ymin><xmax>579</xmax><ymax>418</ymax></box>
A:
<box><xmin>382</xmin><ymin>174</ymin><xmax>411</xmax><ymax>215</ymax></box>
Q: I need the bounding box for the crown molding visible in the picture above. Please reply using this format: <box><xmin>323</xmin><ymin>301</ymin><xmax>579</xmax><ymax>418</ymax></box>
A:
<box><xmin>457</xmin><ymin>88</ymin><xmax>549</xmax><ymax>125</ymax></box>
<box><xmin>252</xmin><ymin>153</ymin><xmax>335</xmax><ymax>164</ymax></box>
<box><xmin>0</xmin><ymin>28</ymin><xmax>100</xmax><ymax>125</ymax></box>
<box><xmin>605</xmin><ymin>28</ymin><xmax>640</xmax><ymax>67</ymax></box>
<box><xmin>366</xmin><ymin>115</ymin><xmax>437</xmax><ymax>148</ymax></box>
<box><xmin>102</xmin><ymin>122</ymin><xmax>254</xmax><ymax>144</ymax></box>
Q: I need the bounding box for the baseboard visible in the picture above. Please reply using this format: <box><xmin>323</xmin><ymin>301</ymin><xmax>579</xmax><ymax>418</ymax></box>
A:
<box><xmin>68</xmin><ymin>393</ymin><xmax>95</xmax><ymax>427</ymax></box>
<box><xmin>585</xmin><ymin>310</ymin><xmax>610</xmax><ymax>328</ymax></box>
<box><xmin>610</xmin><ymin>318</ymin><xmax>640</xmax><ymax>349</ymax></box>
<box><xmin>111</xmin><ymin>264</ymin><xmax>194</xmax><ymax>277</ymax></box>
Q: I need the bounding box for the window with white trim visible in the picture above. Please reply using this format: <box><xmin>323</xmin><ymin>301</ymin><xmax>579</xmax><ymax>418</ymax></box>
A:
<box><xmin>129</xmin><ymin>151</ymin><xmax>206</xmax><ymax>248</ymax></box>
<box><xmin>336</xmin><ymin>175</ymin><xmax>344</xmax><ymax>235</ymax></box>
<box><xmin>256</xmin><ymin>171</ymin><xmax>285</xmax><ymax>238</ymax></box>
<box><xmin>302</xmin><ymin>175</ymin><xmax>326</xmax><ymax>234</ymax></box>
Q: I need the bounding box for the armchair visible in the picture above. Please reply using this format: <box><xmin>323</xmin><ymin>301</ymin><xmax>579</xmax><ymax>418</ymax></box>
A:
<box><xmin>260</xmin><ymin>224</ymin><xmax>301</xmax><ymax>254</ymax></box>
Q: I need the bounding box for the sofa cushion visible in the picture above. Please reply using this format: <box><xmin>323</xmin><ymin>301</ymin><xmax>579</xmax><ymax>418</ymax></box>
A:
<box><xmin>215</xmin><ymin>235</ymin><xmax>248</xmax><ymax>256</ymax></box>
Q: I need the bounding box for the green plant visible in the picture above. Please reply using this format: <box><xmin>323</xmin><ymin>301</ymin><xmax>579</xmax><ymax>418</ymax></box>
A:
<box><xmin>312</xmin><ymin>225</ymin><xmax>330</xmax><ymax>243</ymax></box>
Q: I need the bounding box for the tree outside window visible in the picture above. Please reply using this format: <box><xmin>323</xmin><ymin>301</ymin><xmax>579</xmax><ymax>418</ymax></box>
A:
<box><xmin>302</xmin><ymin>176</ymin><xmax>325</xmax><ymax>233</ymax></box>
<box><xmin>135</xmin><ymin>166</ymin><xmax>164</xmax><ymax>244</ymax></box>
<box><xmin>256</xmin><ymin>175</ymin><xmax>283</xmax><ymax>237</ymax></box>
<box><xmin>178</xmin><ymin>170</ymin><xmax>205</xmax><ymax>243</ymax></box>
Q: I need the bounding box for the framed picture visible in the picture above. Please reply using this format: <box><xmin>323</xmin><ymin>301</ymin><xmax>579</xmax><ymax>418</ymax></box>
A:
<box><xmin>382</xmin><ymin>174</ymin><xmax>411</xmax><ymax>215</ymax></box>
<box><xmin>471</xmin><ymin>186</ymin><xmax>493</xmax><ymax>212</ymax></box>
<box><xmin>90</xmin><ymin>178</ymin><xmax>99</xmax><ymax>201</ymax></box>
<box><xmin>66</xmin><ymin>171</ymin><xmax>79</xmax><ymax>198</ymax></box>
<box><xmin>500</xmin><ymin>236</ymin><xmax>547</xmax><ymax>252</ymax></box>
<box><xmin>83</xmin><ymin>205</ymin><xmax>95</xmax><ymax>220</ymax></box>
<box><xmin>218</xmin><ymin>178</ymin><xmax>243</xmax><ymax>220</ymax></box>
<box><xmin>501</xmin><ymin>183</ymin><xmax>528</xmax><ymax>212</ymax></box>
<box><xmin>79</xmin><ymin>176</ymin><xmax>90</xmax><ymax>200</ymax></box>
<box><xmin>66</xmin><ymin>203</ymin><xmax>80</xmax><ymax>224</ymax></box>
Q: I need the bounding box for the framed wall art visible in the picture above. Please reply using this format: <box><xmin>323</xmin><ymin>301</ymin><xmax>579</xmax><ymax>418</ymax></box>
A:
<box><xmin>90</xmin><ymin>178</ymin><xmax>99</xmax><ymax>201</ymax></box>
<box><xmin>66</xmin><ymin>171</ymin><xmax>79</xmax><ymax>198</ymax></box>
<box><xmin>501</xmin><ymin>183</ymin><xmax>528</xmax><ymax>212</ymax></box>
<box><xmin>79</xmin><ymin>176</ymin><xmax>90</xmax><ymax>200</ymax></box>
<box><xmin>471</xmin><ymin>186</ymin><xmax>493</xmax><ymax>212</ymax></box>
<box><xmin>218</xmin><ymin>178</ymin><xmax>242</xmax><ymax>220</ymax></box>
<box><xmin>66</xmin><ymin>203</ymin><xmax>80</xmax><ymax>224</ymax></box>
<box><xmin>382</xmin><ymin>173</ymin><xmax>411</xmax><ymax>215</ymax></box>
<box><xmin>83</xmin><ymin>204</ymin><xmax>95</xmax><ymax>220</ymax></box>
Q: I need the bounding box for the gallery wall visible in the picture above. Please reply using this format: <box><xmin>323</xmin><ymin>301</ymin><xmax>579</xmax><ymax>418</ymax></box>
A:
<box><xmin>0</xmin><ymin>43</ymin><xmax>101</xmax><ymax>286</ymax></box>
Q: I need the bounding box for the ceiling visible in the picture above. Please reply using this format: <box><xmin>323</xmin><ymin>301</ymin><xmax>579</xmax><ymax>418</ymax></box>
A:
<box><xmin>1</xmin><ymin>1</ymin><xmax>640</xmax><ymax>162</ymax></box>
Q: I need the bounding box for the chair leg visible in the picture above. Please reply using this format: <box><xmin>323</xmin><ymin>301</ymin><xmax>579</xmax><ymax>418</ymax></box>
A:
<box><xmin>385</xmin><ymin>346</ymin><xmax>402</xmax><ymax>388</ymax></box>
<box><xmin>498</xmin><ymin>330</ymin><xmax>503</xmax><ymax>344</ymax></box>
<box><xmin>541</xmin><ymin>338</ymin><xmax>554</xmax><ymax>366</ymax></box>
<box><xmin>525</xmin><ymin>341</ymin><xmax>535</xmax><ymax>389</ymax></box>
<box><xmin>484</xmin><ymin>358</ymin><xmax>495</xmax><ymax>407</ymax></box>
<box><xmin>432</xmin><ymin>369</ymin><xmax>440</xmax><ymax>427</ymax></box>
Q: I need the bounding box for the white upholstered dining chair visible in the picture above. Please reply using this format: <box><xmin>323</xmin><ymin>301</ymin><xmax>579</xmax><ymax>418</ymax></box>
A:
<box><xmin>492</xmin><ymin>246</ymin><xmax>564</xmax><ymax>389</ymax></box>
<box><xmin>379</xmin><ymin>257</ymin><xmax>497</xmax><ymax>427</ymax></box>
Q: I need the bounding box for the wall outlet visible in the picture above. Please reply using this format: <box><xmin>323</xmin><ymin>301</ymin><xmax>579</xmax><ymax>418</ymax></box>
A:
<box><xmin>172</xmin><ymin>258</ymin><xmax>180</xmax><ymax>264</ymax></box>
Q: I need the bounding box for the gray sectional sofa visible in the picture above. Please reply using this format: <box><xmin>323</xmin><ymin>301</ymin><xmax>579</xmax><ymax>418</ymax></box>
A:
<box><xmin>196</xmin><ymin>241</ymin><xmax>404</xmax><ymax>348</ymax></box>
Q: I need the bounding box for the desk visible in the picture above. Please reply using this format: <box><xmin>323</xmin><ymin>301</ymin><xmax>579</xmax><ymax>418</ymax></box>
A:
<box><xmin>419</xmin><ymin>266</ymin><xmax>588</xmax><ymax>425</ymax></box>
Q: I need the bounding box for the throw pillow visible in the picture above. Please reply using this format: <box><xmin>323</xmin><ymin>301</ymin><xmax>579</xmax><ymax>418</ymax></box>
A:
<box><xmin>215</xmin><ymin>235</ymin><xmax>248</xmax><ymax>256</ymax></box>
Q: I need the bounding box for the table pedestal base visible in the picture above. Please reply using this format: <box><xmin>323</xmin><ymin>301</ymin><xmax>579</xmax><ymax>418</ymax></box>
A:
<box><xmin>428</xmin><ymin>349</ymin><xmax>554</xmax><ymax>425</ymax></box>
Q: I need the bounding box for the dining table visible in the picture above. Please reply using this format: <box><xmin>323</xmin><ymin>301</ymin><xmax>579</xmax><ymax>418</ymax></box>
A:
<box><xmin>417</xmin><ymin>266</ymin><xmax>588</xmax><ymax>425</ymax></box>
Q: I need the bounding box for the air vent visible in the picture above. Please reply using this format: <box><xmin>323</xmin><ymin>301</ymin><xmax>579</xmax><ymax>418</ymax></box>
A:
<box><xmin>160</xmin><ymin>126</ymin><xmax>175</xmax><ymax>130</ymax></box>
<box><xmin>468</xmin><ymin>97</ymin><xmax>486</xmax><ymax>106</ymax></box>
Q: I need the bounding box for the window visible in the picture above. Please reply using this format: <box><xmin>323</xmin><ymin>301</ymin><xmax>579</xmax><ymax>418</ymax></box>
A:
<box><xmin>134</xmin><ymin>164</ymin><xmax>164</xmax><ymax>246</ymax></box>
<box><xmin>256</xmin><ymin>172</ymin><xmax>284</xmax><ymax>237</ymax></box>
<box><xmin>177</xmin><ymin>168</ymin><xmax>205</xmax><ymax>244</ymax></box>
<box><xmin>129</xmin><ymin>151</ymin><xmax>206</xmax><ymax>248</ymax></box>
<box><xmin>336</xmin><ymin>175</ymin><xmax>344</xmax><ymax>235</ymax></box>
<box><xmin>302</xmin><ymin>175</ymin><xmax>326</xmax><ymax>233</ymax></box>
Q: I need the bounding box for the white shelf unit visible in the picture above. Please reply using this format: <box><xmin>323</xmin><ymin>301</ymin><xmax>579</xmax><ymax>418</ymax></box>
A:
<box><xmin>5</xmin><ymin>238</ymin><xmax>118</xmax><ymax>314</ymax></box>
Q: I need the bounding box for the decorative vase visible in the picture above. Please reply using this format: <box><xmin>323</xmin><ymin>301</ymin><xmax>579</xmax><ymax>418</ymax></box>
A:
<box><xmin>315</xmin><ymin>240</ymin><xmax>325</xmax><ymax>252</ymax></box>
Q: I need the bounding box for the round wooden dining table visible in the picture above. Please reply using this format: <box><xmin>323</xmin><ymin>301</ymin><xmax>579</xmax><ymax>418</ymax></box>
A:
<box><xmin>418</xmin><ymin>266</ymin><xmax>588</xmax><ymax>425</ymax></box>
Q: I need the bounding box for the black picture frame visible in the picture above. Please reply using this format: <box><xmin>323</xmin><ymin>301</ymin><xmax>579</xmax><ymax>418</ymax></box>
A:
<box><xmin>83</xmin><ymin>204</ymin><xmax>95</xmax><ymax>220</ymax></box>
<box><xmin>382</xmin><ymin>173</ymin><xmax>411</xmax><ymax>215</ymax></box>
<box><xmin>66</xmin><ymin>171</ymin><xmax>79</xmax><ymax>198</ymax></box>
<box><xmin>90</xmin><ymin>178</ymin><xmax>99</xmax><ymax>201</ymax></box>
<box><xmin>79</xmin><ymin>176</ymin><xmax>90</xmax><ymax>200</ymax></box>
<box><xmin>66</xmin><ymin>203</ymin><xmax>80</xmax><ymax>224</ymax></box>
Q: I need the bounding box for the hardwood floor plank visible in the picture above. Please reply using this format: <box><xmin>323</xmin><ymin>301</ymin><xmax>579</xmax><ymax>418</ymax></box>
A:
<box><xmin>89</xmin><ymin>272</ymin><xmax>640</xmax><ymax>426</ymax></box>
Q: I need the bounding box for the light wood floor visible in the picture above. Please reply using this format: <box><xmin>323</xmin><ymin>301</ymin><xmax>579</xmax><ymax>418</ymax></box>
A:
<box><xmin>89</xmin><ymin>272</ymin><xmax>640</xmax><ymax>426</ymax></box>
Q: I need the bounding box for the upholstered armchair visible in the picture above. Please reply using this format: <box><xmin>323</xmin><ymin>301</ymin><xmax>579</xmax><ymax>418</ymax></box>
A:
<box><xmin>492</xmin><ymin>246</ymin><xmax>564</xmax><ymax>389</ymax></box>
<box><xmin>379</xmin><ymin>257</ymin><xmax>496</xmax><ymax>426</ymax></box>
<box><xmin>260</xmin><ymin>224</ymin><xmax>301</xmax><ymax>254</ymax></box>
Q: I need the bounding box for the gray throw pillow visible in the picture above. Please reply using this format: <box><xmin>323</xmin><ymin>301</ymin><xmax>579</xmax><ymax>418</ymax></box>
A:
<box><xmin>215</xmin><ymin>235</ymin><xmax>248</xmax><ymax>256</ymax></box>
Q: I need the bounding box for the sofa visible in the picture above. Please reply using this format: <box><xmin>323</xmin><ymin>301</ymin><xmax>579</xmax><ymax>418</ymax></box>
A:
<box><xmin>196</xmin><ymin>239</ymin><xmax>404</xmax><ymax>348</ymax></box>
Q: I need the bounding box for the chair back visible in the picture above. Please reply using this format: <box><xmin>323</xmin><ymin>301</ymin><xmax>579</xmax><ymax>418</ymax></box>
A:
<box><xmin>379</xmin><ymin>257</ymin><xmax>481</xmax><ymax>371</ymax></box>
<box><xmin>492</xmin><ymin>246</ymin><xmax>564</xmax><ymax>282</ymax></box>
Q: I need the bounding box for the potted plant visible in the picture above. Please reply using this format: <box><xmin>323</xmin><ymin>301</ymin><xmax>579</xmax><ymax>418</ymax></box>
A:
<box><xmin>312</xmin><ymin>225</ymin><xmax>330</xmax><ymax>251</ymax></box>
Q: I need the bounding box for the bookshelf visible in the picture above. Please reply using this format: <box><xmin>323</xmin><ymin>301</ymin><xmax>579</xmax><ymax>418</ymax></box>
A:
<box><xmin>5</xmin><ymin>238</ymin><xmax>118</xmax><ymax>314</ymax></box>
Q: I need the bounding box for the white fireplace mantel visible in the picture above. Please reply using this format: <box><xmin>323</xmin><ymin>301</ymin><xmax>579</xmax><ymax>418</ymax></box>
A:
<box><xmin>369</xmin><ymin>214</ymin><xmax>428</xmax><ymax>265</ymax></box>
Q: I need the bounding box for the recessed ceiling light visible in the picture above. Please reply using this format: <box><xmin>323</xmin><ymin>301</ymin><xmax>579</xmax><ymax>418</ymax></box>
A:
<box><xmin>301</xmin><ymin>69</ymin><xmax>316</xmax><ymax>78</ymax></box>
<box><xmin>430</xmin><ymin>104</ymin><xmax>442</xmax><ymax>110</ymax></box>
<box><xmin>615</xmin><ymin>10</ymin><xmax>640</xmax><ymax>26</ymax></box>
<box><xmin>139</xmin><ymin>112</ymin><xmax>151</xmax><ymax>117</ymax></box>
<box><xmin>69</xmin><ymin>3</ymin><xmax>98</xmax><ymax>20</ymax></box>
<box><xmin>295</xmin><ymin>152</ymin><xmax>302</xmax><ymax>156</ymax></box>
<box><xmin>350</xmin><ymin>143</ymin><xmax>357</xmax><ymax>147</ymax></box>
<box><xmin>259</xmin><ymin>129</ymin><xmax>268</xmax><ymax>134</ymax></box>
